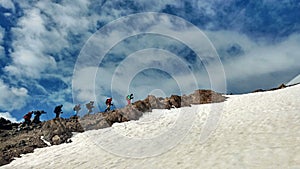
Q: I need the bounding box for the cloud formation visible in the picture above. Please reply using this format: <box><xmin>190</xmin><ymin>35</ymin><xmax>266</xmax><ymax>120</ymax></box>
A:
<box><xmin>0</xmin><ymin>112</ymin><xmax>18</xmax><ymax>122</ymax></box>
<box><xmin>0</xmin><ymin>79</ymin><xmax>29</xmax><ymax>111</ymax></box>
<box><xmin>0</xmin><ymin>27</ymin><xmax>4</xmax><ymax>59</ymax></box>
<box><xmin>206</xmin><ymin>31</ymin><xmax>300</xmax><ymax>92</ymax></box>
<box><xmin>4</xmin><ymin>8</ymin><xmax>57</xmax><ymax>79</ymax></box>
<box><xmin>0</xmin><ymin>0</ymin><xmax>15</xmax><ymax>12</ymax></box>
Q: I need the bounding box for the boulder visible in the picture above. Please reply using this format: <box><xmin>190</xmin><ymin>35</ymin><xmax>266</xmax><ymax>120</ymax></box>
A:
<box><xmin>52</xmin><ymin>135</ymin><xmax>61</xmax><ymax>145</ymax></box>
<box><xmin>42</xmin><ymin>117</ymin><xmax>84</xmax><ymax>145</ymax></box>
<box><xmin>147</xmin><ymin>95</ymin><xmax>165</xmax><ymax>109</ymax></box>
<box><xmin>122</xmin><ymin>104</ymin><xmax>143</xmax><ymax>120</ymax></box>
<box><xmin>164</xmin><ymin>95</ymin><xmax>181</xmax><ymax>109</ymax></box>
<box><xmin>0</xmin><ymin>118</ymin><xmax>18</xmax><ymax>130</ymax></box>
<box><xmin>133</xmin><ymin>100</ymin><xmax>151</xmax><ymax>112</ymax></box>
<box><xmin>0</xmin><ymin>118</ymin><xmax>12</xmax><ymax>130</ymax></box>
<box><xmin>187</xmin><ymin>90</ymin><xmax>226</xmax><ymax>104</ymax></box>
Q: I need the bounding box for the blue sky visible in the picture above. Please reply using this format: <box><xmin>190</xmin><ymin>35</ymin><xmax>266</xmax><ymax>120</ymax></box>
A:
<box><xmin>0</xmin><ymin>0</ymin><xmax>299</xmax><ymax>122</ymax></box>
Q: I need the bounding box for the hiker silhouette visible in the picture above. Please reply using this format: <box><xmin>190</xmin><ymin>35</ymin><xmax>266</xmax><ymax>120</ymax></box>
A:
<box><xmin>73</xmin><ymin>104</ymin><xmax>81</xmax><ymax>116</ymax></box>
<box><xmin>22</xmin><ymin>111</ymin><xmax>33</xmax><ymax>127</ymax></box>
<box><xmin>126</xmin><ymin>94</ymin><xmax>134</xmax><ymax>105</ymax></box>
<box><xmin>32</xmin><ymin>110</ymin><xmax>46</xmax><ymax>124</ymax></box>
<box><xmin>86</xmin><ymin>101</ymin><xmax>94</xmax><ymax>114</ymax></box>
<box><xmin>104</xmin><ymin>98</ymin><xmax>113</xmax><ymax>112</ymax></box>
<box><xmin>54</xmin><ymin>105</ymin><xmax>63</xmax><ymax>118</ymax></box>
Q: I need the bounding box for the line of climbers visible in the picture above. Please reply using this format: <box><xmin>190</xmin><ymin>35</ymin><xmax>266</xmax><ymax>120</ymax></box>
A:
<box><xmin>20</xmin><ymin>94</ymin><xmax>134</xmax><ymax>129</ymax></box>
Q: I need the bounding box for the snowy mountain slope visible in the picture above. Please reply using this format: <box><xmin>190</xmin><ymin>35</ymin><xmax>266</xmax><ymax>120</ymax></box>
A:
<box><xmin>1</xmin><ymin>85</ymin><xmax>300</xmax><ymax>169</ymax></box>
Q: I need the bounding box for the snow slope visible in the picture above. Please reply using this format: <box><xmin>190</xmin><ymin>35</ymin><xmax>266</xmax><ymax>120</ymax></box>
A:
<box><xmin>287</xmin><ymin>74</ymin><xmax>300</xmax><ymax>86</ymax></box>
<box><xmin>2</xmin><ymin>85</ymin><xmax>300</xmax><ymax>169</ymax></box>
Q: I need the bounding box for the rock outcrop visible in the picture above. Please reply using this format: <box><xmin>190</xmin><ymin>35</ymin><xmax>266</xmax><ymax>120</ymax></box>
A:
<box><xmin>253</xmin><ymin>83</ymin><xmax>290</xmax><ymax>93</ymax></box>
<box><xmin>79</xmin><ymin>89</ymin><xmax>227</xmax><ymax>130</ymax></box>
<box><xmin>42</xmin><ymin>117</ymin><xmax>84</xmax><ymax>145</ymax></box>
<box><xmin>0</xmin><ymin>116</ymin><xmax>84</xmax><ymax>166</ymax></box>
<box><xmin>0</xmin><ymin>118</ymin><xmax>18</xmax><ymax>130</ymax></box>
<box><xmin>0</xmin><ymin>124</ymin><xmax>47</xmax><ymax>166</ymax></box>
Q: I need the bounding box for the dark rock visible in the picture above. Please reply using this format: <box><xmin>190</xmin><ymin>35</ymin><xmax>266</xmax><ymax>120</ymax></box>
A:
<box><xmin>42</xmin><ymin>118</ymin><xmax>84</xmax><ymax>145</ymax></box>
<box><xmin>0</xmin><ymin>128</ymin><xmax>48</xmax><ymax>166</ymax></box>
<box><xmin>133</xmin><ymin>100</ymin><xmax>150</xmax><ymax>112</ymax></box>
<box><xmin>0</xmin><ymin>116</ymin><xmax>85</xmax><ymax>166</ymax></box>
<box><xmin>150</xmin><ymin>95</ymin><xmax>165</xmax><ymax>109</ymax></box>
<box><xmin>0</xmin><ymin>118</ymin><xmax>18</xmax><ymax>130</ymax></box>
<box><xmin>253</xmin><ymin>83</ymin><xmax>291</xmax><ymax>93</ymax></box>
<box><xmin>80</xmin><ymin>109</ymin><xmax>130</xmax><ymax>130</ymax></box>
<box><xmin>120</xmin><ymin>104</ymin><xmax>143</xmax><ymax>120</ymax></box>
<box><xmin>253</xmin><ymin>89</ymin><xmax>264</xmax><ymax>93</ymax></box>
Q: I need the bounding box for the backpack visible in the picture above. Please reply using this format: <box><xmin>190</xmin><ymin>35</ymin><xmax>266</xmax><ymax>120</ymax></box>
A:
<box><xmin>106</xmin><ymin>98</ymin><xmax>112</xmax><ymax>105</ymax></box>
<box><xmin>24</xmin><ymin>112</ymin><xmax>32</xmax><ymax>120</ymax></box>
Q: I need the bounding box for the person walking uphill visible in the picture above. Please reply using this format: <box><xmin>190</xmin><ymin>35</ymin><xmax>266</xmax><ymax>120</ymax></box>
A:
<box><xmin>86</xmin><ymin>101</ymin><xmax>95</xmax><ymax>114</ymax></box>
<box><xmin>73</xmin><ymin>104</ymin><xmax>81</xmax><ymax>117</ymax></box>
<box><xmin>126</xmin><ymin>94</ymin><xmax>134</xmax><ymax>105</ymax></box>
<box><xmin>54</xmin><ymin>105</ymin><xmax>63</xmax><ymax>118</ymax></box>
<box><xmin>104</xmin><ymin>98</ymin><xmax>113</xmax><ymax>112</ymax></box>
<box><xmin>18</xmin><ymin>111</ymin><xmax>33</xmax><ymax>130</ymax></box>
<box><xmin>23</xmin><ymin>111</ymin><xmax>33</xmax><ymax>127</ymax></box>
<box><xmin>32</xmin><ymin>110</ymin><xmax>46</xmax><ymax>124</ymax></box>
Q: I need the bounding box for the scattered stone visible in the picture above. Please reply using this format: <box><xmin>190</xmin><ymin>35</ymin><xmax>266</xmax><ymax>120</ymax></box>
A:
<box><xmin>0</xmin><ymin>116</ymin><xmax>84</xmax><ymax>166</ymax></box>
<box><xmin>51</xmin><ymin>135</ymin><xmax>61</xmax><ymax>145</ymax></box>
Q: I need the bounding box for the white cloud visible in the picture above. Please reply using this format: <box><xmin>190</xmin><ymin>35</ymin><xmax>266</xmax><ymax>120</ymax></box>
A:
<box><xmin>0</xmin><ymin>45</ymin><xmax>4</xmax><ymax>59</ymax></box>
<box><xmin>5</xmin><ymin>0</ymin><xmax>97</xmax><ymax>80</ymax></box>
<box><xmin>5</xmin><ymin>8</ymin><xmax>58</xmax><ymax>79</ymax></box>
<box><xmin>0</xmin><ymin>26</ymin><xmax>4</xmax><ymax>41</ymax></box>
<box><xmin>72</xmin><ymin>12</ymin><xmax>228</xmax><ymax>107</ymax></box>
<box><xmin>35</xmin><ymin>0</ymin><xmax>92</xmax><ymax>34</ymax></box>
<box><xmin>0</xmin><ymin>80</ymin><xmax>29</xmax><ymax>111</ymax></box>
<box><xmin>5</xmin><ymin>48</ymin><xmax>57</xmax><ymax>78</ymax></box>
<box><xmin>0</xmin><ymin>0</ymin><xmax>15</xmax><ymax>12</ymax></box>
<box><xmin>96</xmin><ymin>0</ymin><xmax>179</xmax><ymax>24</ymax></box>
<box><xmin>72</xmin><ymin>66</ymin><xmax>98</xmax><ymax>102</ymax></box>
<box><xmin>0</xmin><ymin>112</ymin><xmax>19</xmax><ymax>123</ymax></box>
<box><xmin>204</xmin><ymin>31</ymin><xmax>300</xmax><ymax>91</ymax></box>
<box><xmin>0</xmin><ymin>27</ymin><xmax>4</xmax><ymax>59</ymax></box>
<box><xmin>73</xmin><ymin>48</ymin><xmax>205</xmax><ymax>109</ymax></box>
<box><xmin>206</xmin><ymin>30</ymin><xmax>256</xmax><ymax>55</ymax></box>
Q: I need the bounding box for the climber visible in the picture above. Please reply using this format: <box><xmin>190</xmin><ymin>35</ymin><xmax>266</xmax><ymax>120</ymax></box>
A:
<box><xmin>32</xmin><ymin>110</ymin><xmax>46</xmax><ymax>124</ymax></box>
<box><xmin>54</xmin><ymin>104</ymin><xmax>63</xmax><ymax>118</ymax></box>
<box><xmin>86</xmin><ymin>101</ymin><xmax>94</xmax><ymax>114</ymax></box>
<box><xmin>126</xmin><ymin>94</ymin><xmax>134</xmax><ymax>105</ymax></box>
<box><xmin>73</xmin><ymin>104</ymin><xmax>81</xmax><ymax>116</ymax></box>
<box><xmin>23</xmin><ymin>111</ymin><xmax>33</xmax><ymax>127</ymax></box>
<box><xmin>104</xmin><ymin>98</ymin><xmax>113</xmax><ymax>112</ymax></box>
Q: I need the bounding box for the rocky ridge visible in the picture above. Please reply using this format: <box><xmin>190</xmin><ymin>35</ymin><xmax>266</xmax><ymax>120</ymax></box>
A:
<box><xmin>0</xmin><ymin>89</ymin><xmax>226</xmax><ymax>166</ymax></box>
<box><xmin>79</xmin><ymin>89</ymin><xmax>226</xmax><ymax>130</ymax></box>
<box><xmin>0</xmin><ymin>117</ymin><xmax>84</xmax><ymax>166</ymax></box>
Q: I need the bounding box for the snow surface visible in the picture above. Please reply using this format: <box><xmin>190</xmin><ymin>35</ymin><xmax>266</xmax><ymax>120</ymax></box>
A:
<box><xmin>1</xmin><ymin>85</ymin><xmax>300</xmax><ymax>169</ymax></box>
<box><xmin>287</xmin><ymin>74</ymin><xmax>300</xmax><ymax>86</ymax></box>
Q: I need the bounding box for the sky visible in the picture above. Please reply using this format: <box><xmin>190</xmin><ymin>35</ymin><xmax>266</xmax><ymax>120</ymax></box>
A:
<box><xmin>0</xmin><ymin>0</ymin><xmax>299</xmax><ymax>122</ymax></box>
